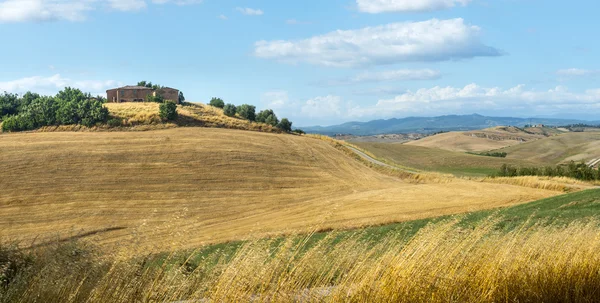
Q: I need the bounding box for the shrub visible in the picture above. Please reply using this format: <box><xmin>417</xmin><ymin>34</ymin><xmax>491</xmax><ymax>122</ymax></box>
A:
<box><xmin>236</xmin><ymin>104</ymin><xmax>256</xmax><ymax>121</ymax></box>
<box><xmin>107</xmin><ymin>118</ymin><xmax>123</xmax><ymax>127</ymax></box>
<box><xmin>159</xmin><ymin>102</ymin><xmax>178</xmax><ymax>121</ymax></box>
<box><xmin>277</xmin><ymin>118</ymin><xmax>292</xmax><ymax>132</ymax></box>
<box><xmin>209</xmin><ymin>98</ymin><xmax>225</xmax><ymax>108</ymax></box>
<box><xmin>293</xmin><ymin>129</ymin><xmax>306</xmax><ymax>135</ymax></box>
<box><xmin>146</xmin><ymin>94</ymin><xmax>164</xmax><ymax>103</ymax></box>
<box><xmin>223</xmin><ymin>104</ymin><xmax>237</xmax><ymax>117</ymax></box>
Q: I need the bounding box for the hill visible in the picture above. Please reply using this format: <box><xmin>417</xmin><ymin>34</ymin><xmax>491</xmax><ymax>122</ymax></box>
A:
<box><xmin>352</xmin><ymin>142</ymin><xmax>537</xmax><ymax>176</ymax></box>
<box><xmin>302</xmin><ymin>114</ymin><xmax>593</xmax><ymax>136</ymax></box>
<box><xmin>406</xmin><ymin>126</ymin><xmax>547</xmax><ymax>152</ymax></box>
<box><xmin>0</xmin><ymin>128</ymin><xmax>562</xmax><ymax>254</ymax></box>
<box><xmin>495</xmin><ymin>131</ymin><xmax>600</xmax><ymax>164</ymax></box>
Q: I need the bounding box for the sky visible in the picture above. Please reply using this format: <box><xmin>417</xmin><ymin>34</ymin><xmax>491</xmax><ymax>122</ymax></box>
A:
<box><xmin>0</xmin><ymin>0</ymin><xmax>599</xmax><ymax>126</ymax></box>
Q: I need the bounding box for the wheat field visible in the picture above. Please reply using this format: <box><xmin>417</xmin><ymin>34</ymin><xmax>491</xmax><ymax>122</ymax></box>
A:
<box><xmin>3</xmin><ymin>218</ymin><xmax>600</xmax><ymax>303</ymax></box>
<box><xmin>0</xmin><ymin>128</ymin><xmax>565</xmax><ymax>254</ymax></box>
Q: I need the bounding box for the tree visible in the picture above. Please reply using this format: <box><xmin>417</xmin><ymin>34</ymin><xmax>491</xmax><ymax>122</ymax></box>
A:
<box><xmin>209</xmin><ymin>97</ymin><xmax>225</xmax><ymax>108</ymax></box>
<box><xmin>236</xmin><ymin>104</ymin><xmax>256</xmax><ymax>121</ymax></box>
<box><xmin>223</xmin><ymin>103</ymin><xmax>237</xmax><ymax>117</ymax></box>
<box><xmin>0</xmin><ymin>92</ymin><xmax>20</xmax><ymax>119</ymax></box>
<box><xmin>256</xmin><ymin>109</ymin><xmax>279</xmax><ymax>126</ymax></box>
<box><xmin>277</xmin><ymin>118</ymin><xmax>292</xmax><ymax>132</ymax></box>
<box><xmin>178</xmin><ymin>92</ymin><xmax>185</xmax><ymax>104</ymax></box>
<box><xmin>159</xmin><ymin>102</ymin><xmax>178</xmax><ymax>120</ymax></box>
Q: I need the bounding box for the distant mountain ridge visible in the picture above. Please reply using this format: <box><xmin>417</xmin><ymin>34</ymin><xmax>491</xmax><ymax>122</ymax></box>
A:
<box><xmin>302</xmin><ymin>114</ymin><xmax>599</xmax><ymax>136</ymax></box>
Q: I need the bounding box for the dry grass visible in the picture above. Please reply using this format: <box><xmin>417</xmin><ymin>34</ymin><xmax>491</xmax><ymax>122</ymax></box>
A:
<box><xmin>406</xmin><ymin>127</ymin><xmax>544</xmax><ymax>152</ymax></box>
<box><xmin>353</xmin><ymin>142</ymin><xmax>536</xmax><ymax>177</ymax></box>
<box><xmin>481</xmin><ymin>176</ymin><xmax>593</xmax><ymax>192</ymax></box>
<box><xmin>3</xmin><ymin>219</ymin><xmax>600</xmax><ymax>302</ymax></box>
<box><xmin>0</xmin><ymin>128</ymin><xmax>561</xmax><ymax>254</ymax></box>
<box><xmin>103</xmin><ymin>102</ymin><xmax>282</xmax><ymax>133</ymax></box>
<box><xmin>497</xmin><ymin>131</ymin><xmax>600</xmax><ymax>164</ymax></box>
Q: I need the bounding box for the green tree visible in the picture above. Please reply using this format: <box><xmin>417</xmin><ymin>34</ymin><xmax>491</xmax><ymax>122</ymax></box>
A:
<box><xmin>236</xmin><ymin>104</ymin><xmax>256</xmax><ymax>121</ymax></box>
<box><xmin>178</xmin><ymin>92</ymin><xmax>185</xmax><ymax>104</ymax></box>
<box><xmin>209</xmin><ymin>97</ymin><xmax>225</xmax><ymax>108</ymax></box>
<box><xmin>277</xmin><ymin>118</ymin><xmax>292</xmax><ymax>132</ymax></box>
<box><xmin>159</xmin><ymin>102</ymin><xmax>178</xmax><ymax>121</ymax></box>
<box><xmin>223</xmin><ymin>104</ymin><xmax>237</xmax><ymax>117</ymax></box>
<box><xmin>0</xmin><ymin>92</ymin><xmax>20</xmax><ymax>119</ymax></box>
<box><xmin>256</xmin><ymin>109</ymin><xmax>279</xmax><ymax>126</ymax></box>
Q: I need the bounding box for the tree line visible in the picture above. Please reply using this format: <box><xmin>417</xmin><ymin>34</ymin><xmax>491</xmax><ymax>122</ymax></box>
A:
<box><xmin>1</xmin><ymin>88</ymin><xmax>109</xmax><ymax>132</ymax></box>
<box><xmin>495</xmin><ymin>162</ymin><xmax>600</xmax><ymax>181</ymax></box>
<box><xmin>209</xmin><ymin>97</ymin><xmax>300</xmax><ymax>133</ymax></box>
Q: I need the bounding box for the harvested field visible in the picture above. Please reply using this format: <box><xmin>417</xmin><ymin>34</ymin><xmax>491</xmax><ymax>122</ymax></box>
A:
<box><xmin>0</xmin><ymin>128</ymin><xmax>563</xmax><ymax>254</ymax></box>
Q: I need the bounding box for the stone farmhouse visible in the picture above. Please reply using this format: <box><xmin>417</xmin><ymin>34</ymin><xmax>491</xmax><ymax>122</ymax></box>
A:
<box><xmin>106</xmin><ymin>86</ymin><xmax>180</xmax><ymax>103</ymax></box>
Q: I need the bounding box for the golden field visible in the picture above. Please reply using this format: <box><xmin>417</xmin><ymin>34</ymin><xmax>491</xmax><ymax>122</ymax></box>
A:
<box><xmin>3</xmin><ymin>218</ymin><xmax>600</xmax><ymax>302</ymax></box>
<box><xmin>0</xmin><ymin>128</ymin><xmax>567</xmax><ymax>254</ymax></box>
<box><xmin>406</xmin><ymin>126</ymin><xmax>545</xmax><ymax>152</ymax></box>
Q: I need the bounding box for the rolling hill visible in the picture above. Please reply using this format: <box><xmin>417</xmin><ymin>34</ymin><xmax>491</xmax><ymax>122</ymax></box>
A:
<box><xmin>352</xmin><ymin>142</ymin><xmax>537</xmax><ymax>176</ymax></box>
<box><xmin>302</xmin><ymin>114</ymin><xmax>595</xmax><ymax>136</ymax></box>
<box><xmin>406</xmin><ymin>126</ymin><xmax>546</xmax><ymax>152</ymax></box>
<box><xmin>0</xmin><ymin>128</ymin><xmax>561</xmax><ymax>254</ymax></box>
<box><xmin>495</xmin><ymin>131</ymin><xmax>600</xmax><ymax>164</ymax></box>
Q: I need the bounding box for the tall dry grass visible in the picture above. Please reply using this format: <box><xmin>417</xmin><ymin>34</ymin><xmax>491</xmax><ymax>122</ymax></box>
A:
<box><xmin>3</xmin><ymin>219</ymin><xmax>600</xmax><ymax>302</ymax></box>
<box><xmin>482</xmin><ymin>176</ymin><xmax>594</xmax><ymax>192</ymax></box>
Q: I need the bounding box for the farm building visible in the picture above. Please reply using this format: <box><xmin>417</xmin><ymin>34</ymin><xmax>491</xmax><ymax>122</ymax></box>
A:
<box><xmin>106</xmin><ymin>86</ymin><xmax>180</xmax><ymax>103</ymax></box>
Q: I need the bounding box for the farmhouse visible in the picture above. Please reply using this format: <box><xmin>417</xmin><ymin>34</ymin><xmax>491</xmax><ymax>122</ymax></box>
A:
<box><xmin>107</xmin><ymin>86</ymin><xmax>180</xmax><ymax>103</ymax></box>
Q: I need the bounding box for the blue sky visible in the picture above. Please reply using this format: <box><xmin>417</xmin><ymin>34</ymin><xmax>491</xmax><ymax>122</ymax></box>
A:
<box><xmin>0</xmin><ymin>0</ymin><xmax>599</xmax><ymax>126</ymax></box>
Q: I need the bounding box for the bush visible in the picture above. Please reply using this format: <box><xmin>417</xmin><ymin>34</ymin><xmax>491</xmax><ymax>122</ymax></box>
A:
<box><xmin>277</xmin><ymin>118</ymin><xmax>292</xmax><ymax>132</ymax></box>
<box><xmin>159</xmin><ymin>102</ymin><xmax>178</xmax><ymax>121</ymax></box>
<box><xmin>209</xmin><ymin>98</ymin><xmax>225</xmax><ymax>108</ymax></box>
<box><xmin>146</xmin><ymin>94</ymin><xmax>164</xmax><ymax>103</ymax></box>
<box><xmin>107</xmin><ymin>118</ymin><xmax>123</xmax><ymax>127</ymax></box>
<box><xmin>236</xmin><ymin>104</ymin><xmax>256</xmax><ymax>121</ymax></box>
<box><xmin>293</xmin><ymin>129</ymin><xmax>306</xmax><ymax>135</ymax></box>
<box><xmin>223</xmin><ymin>104</ymin><xmax>237</xmax><ymax>117</ymax></box>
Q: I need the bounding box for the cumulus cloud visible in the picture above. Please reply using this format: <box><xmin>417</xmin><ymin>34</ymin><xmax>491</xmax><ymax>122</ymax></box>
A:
<box><xmin>0</xmin><ymin>0</ymin><xmax>201</xmax><ymax>22</ymax></box>
<box><xmin>301</xmin><ymin>95</ymin><xmax>346</xmax><ymax>118</ymax></box>
<box><xmin>254</xmin><ymin>18</ymin><xmax>501</xmax><ymax>67</ymax></box>
<box><xmin>349</xmin><ymin>84</ymin><xmax>600</xmax><ymax>118</ymax></box>
<box><xmin>107</xmin><ymin>0</ymin><xmax>146</xmax><ymax>11</ymax></box>
<box><xmin>236</xmin><ymin>7</ymin><xmax>263</xmax><ymax>16</ymax></box>
<box><xmin>356</xmin><ymin>0</ymin><xmax>471</xmax><ymax>13</ymax></box>
<box><xmin>0</xmin><ymin>74</ymin><xmax>121</xmax><ymax>96</ymax></box>
<box><xmin>261</xmin><ymin>91</ymin><xmax>289</xmax><ymax>109</ymax></box>
<box><xmin>557</xmin><ymin>68</ymin><xmax>600</xmax><ymax>77</ymax></box>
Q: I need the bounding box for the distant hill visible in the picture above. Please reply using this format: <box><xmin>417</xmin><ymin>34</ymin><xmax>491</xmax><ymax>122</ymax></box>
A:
<box><xmin>302</xmin><ymin>114</ymin><xmax>598</xmax><ymax>136</ymax></box>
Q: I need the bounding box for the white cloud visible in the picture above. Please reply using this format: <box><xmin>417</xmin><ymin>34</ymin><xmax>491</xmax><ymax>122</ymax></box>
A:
<box><xmin>107</xmin><ymin>0</ymin><xmax>146</xmax><ymax>11</ymax></box>
<box><xmin>254</xmin><ymin>18</ymin><xmax>501</xmax><ymax>68</ymax></box>
<box><xmin>0</xmin><ymin>0</ymin><xmax>201</xmax><ymax>22</ymax></box>
<box><xmin>0</xmin><ymin>0</ymin><xmax>92</xmax><ymax>22</ymax></box>
<box><xmin>348</xmin><ymin>84</ymin><xmax>600</xmax><ymax>118</ymax></box>
<box><xmin>357</xmin><ymin>0</ymin><xmax>471</xmax><ymax>13</ymax></box>
<box><xmin>0</xmin><ymin>74</ymin><xmax>121</xmax><ymax>96</ymax></box>
<box><xmin>261</xmin><ymin>91</ymin><xmax>289</xmax><ymax>109</ymax></box>
<box><xmin>218</xmin><ymin>14</ymin><xmax>228</xmax><ymax>20</ymax></box>
<box><xmin>301</xmin><ymin>95</ymin><xmax>346</xmax><ymax>118</ymax></box>
<box><xmin>236</xmin><ymin>7</ymin><xmax>263</xmax><ymax>16</ymax></box>
<box><xmin>557</xmin><ymin>68</ymin><xmax>600</xmax><ymax>77</ymax></box>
